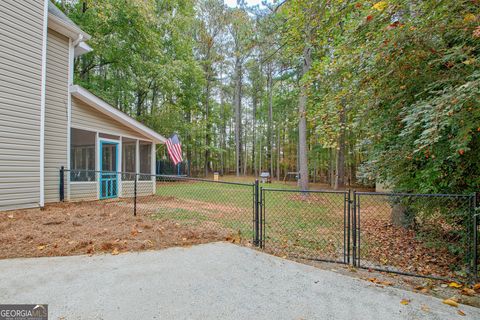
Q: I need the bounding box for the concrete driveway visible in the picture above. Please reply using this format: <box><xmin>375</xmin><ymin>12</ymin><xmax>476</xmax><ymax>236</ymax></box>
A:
<box><xmin>0</xmin><ymin>242</ymin><xmax>479</xmax><ymax>320</ymax></box>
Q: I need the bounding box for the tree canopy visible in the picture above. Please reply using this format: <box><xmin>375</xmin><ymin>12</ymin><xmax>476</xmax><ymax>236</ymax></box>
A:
<box><xmin>58</xmin><ymin>0</ymin><xmax>480</xmax><ymax>194</ymax></box>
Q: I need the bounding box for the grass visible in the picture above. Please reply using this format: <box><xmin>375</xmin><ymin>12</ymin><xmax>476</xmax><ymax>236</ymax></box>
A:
<box><xmin>151</xmin><ymin>177</ymin><xmax>346</xmax><ymax>260</ymax></box>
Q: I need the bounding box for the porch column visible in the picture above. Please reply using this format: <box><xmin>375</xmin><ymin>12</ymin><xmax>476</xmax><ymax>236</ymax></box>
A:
<box><xmin>151</xmin><ymin>142</ymin><xmax>156</xmax><ymax>194</ymax></box>
<box><xmin>118</xmin><ymin>137</ymin><xmax>123</xmax><ymax>197</ymax></box>
<box><xmin>95</xmin><ymin>132</ymin><xmax>100</xmax><ymax>199</ymax></box>
<box><xmin>135</xmin><ymin>139</ymin><xmax>140</xmax><ymax>174</ymax></box>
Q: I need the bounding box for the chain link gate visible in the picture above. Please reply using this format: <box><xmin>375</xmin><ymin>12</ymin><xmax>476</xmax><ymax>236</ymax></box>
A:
<box><xmin>255</xmin><ymin>187</ymin><xmax>478</xmax><ymax>281</ymax></box>
<box><xmin>258</xmin><ymin>188</ymin><xmax>350</xmax><ymax>264</ymax></box>
<box><xmin>353</xmin><ymin>192</ymin><xmax>476</xmax><ymax>280</ymax></box>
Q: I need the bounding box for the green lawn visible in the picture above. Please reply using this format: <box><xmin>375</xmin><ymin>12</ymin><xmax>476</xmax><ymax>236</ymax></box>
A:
<box><xmin>149</xmin><ymin>178</ymin><xmax>346</xmax><ymax>261</ymax></box>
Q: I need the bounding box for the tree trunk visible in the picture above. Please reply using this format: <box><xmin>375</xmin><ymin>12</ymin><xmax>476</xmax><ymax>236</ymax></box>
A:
<box><xmin>298</xmin><ymin>45</ymin><xmax>312</xmax><ymax>191</ymax></box>
<box><xmin>204</xmin><ymin>74</ymin><xmax>211</xmax><ymax>177</ymax></box>
<box><xmin>252</xmin><ymin>87</ymin><xmax>257</xmax><ymax>177</ymax></box>
<box><xmin>234</xmin><ymin>57</ymin><xmax>243</xmax><ymax>176</ymax></box>
<box><xmin>334</xmin><ymin>103</ymin><xmax>346</xmax><ymax>189</ymax></box>
<box><xmin>392</xmin><ymin>204</ymin><xmax>407</xmax><ymax>227</ymax></box>
<box><xmin>276</xmin><ymin>126</ymin><xmax>281</xmax><ymax>180</ymax></box>
<box><xmin>329</xmin><ymin>148</ymin><xmax>335</xmax><ymax>187</ymax></box>
<box><xmin>267</xmin><ymin>63</ymin><xmax>274</xmax><ymax>178</ymax></box>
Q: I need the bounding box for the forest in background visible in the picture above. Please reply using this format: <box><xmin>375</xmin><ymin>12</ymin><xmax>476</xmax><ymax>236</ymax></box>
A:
<box><xmin>57</xmin><ymin>0</ymin><xmax>480</xmax><ymax>193</ymax></box>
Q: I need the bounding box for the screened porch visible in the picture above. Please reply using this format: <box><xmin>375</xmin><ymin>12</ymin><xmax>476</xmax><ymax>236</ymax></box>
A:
<box><xmin>67</xmin><ymin>128</ymin><xmax>156</xmax><ymax>201</ymax></box>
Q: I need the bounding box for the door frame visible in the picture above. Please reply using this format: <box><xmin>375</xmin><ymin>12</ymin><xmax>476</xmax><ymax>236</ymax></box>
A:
<box><xmin>99</xmin><ymin>139</ymin><xmax>119</xmax><ymax>199</ymax></box>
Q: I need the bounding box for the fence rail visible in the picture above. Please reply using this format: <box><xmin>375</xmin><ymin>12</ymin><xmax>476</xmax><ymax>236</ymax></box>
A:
<box><xmin>59</xmin><ymin>168</ymin><xmax>479</xmax><ymax>281</ymax></box>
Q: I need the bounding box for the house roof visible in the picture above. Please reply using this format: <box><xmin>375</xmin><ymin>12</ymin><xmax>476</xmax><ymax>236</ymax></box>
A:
<box><xmin>70</xmin><ymin>85</ymin><xmax>166</xmax><ymax>144</ymax></box>
<box><xmin>48</xmin><ymin>1</ymin><xmax>91</xmax><ymax>41</ymax></box>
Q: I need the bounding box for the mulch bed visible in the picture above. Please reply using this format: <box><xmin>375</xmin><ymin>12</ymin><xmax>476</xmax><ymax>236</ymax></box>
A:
<box><xmin>0</xmin><ymin>201</ymin><xmax>243</xmax><ymax>259</ymax></box>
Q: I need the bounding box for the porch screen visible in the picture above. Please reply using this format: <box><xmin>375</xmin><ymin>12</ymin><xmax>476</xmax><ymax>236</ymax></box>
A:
<box><xmin>70</xmin><ymin>128</ymin><xmax>96</xmax><ymax>181</ymax></box>
<box><xmin>139</xmin><ymin>142</ymin><xmax>151</xmax><ymax>180</ymax></box>
<box><xmin>122</xmin><ymin>142</ymin><xmax>136</xmax><ymax>180</ymax></box>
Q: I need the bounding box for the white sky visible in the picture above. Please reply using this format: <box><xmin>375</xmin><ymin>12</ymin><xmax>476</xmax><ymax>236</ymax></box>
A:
<box><xmin>224</xmin><ymin>0</ymin><xmax>266</xmax><ymax>8</ymax></box>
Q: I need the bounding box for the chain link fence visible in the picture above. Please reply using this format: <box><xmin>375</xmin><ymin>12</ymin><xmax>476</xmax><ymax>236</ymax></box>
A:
<box><xmin>353</xmin><ymin>192</ymin><xmax>476</xmax><ymax>280</ymax></box>
<box><xmin>61</xmin><ymin>169</ymin><xmax>255</xmax><ymax>245</ymax></box>
<box><xmin>59</xmin><ymin>168</ymin><xmax>479</xmax><ymax>281</ymax></box>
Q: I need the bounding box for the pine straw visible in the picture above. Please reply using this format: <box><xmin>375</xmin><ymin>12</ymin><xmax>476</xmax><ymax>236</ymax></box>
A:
<box><xmin>0</xmin><ymin>201</ymin><xmax>245</xmax><ymax>259</ymax></box>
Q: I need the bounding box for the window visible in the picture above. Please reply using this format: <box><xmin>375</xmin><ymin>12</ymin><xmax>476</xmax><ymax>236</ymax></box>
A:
<box><xmin>71</xmin><ymin>146</ymin><xmax>95</xmax><ymax>181</ymax></box>
<box><xmin>139</xmin><ymin>142</ymin><xmax>151</xmax><ymax>180</ymax></box>
<box><xmin>122</xmin><ymin>143</ymin><xmax>136</xmax><ymax>180</ymax></box>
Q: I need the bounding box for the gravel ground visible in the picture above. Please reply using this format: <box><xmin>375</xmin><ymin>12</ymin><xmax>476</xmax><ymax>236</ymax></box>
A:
<box><xmin>0</xmin><ymin>242</ymin><xmax>479</xmax><ymax>320</ymax></box>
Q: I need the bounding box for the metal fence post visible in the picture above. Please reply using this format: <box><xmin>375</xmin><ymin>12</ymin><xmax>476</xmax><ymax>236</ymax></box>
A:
<box><xmin>260</xmin><ymin>186</ymin><xmax>264</xmax><ymax>249</ymax></box>
<box><xmin>352</xmin><ymin>191</ymin><xmax>357</xmax><ymax>267</ymax></box>
<box><xmin>59</xmin><ymin>166</ymin><xmax>65</xmax><ymax>202</ymax></box>
<box><xmin>134</xmin><ymin>173</ymin><xmax>137</xmax><ymax>216</ymax></box>
<box><xmin>347</xmin><ymin>190</ymin><xmax>351</xmax><ymax>265</ymax></box>
<box><xmin>254</xmin><ymin>179</ymin><xmax>260</xmax><ymax>247</ymax></box>
<box><xmin>473</xmin><ymin>213</ymin><xmax>478</xmax><ymax>282</ymax></box>
<box><xmin>472</xmin><ymin>193</ymin><xmax>478</xmax><ymax>282</ymax></box>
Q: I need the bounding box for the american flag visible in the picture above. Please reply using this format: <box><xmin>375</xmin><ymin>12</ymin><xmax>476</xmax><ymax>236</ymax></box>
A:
<box><xmin>166</xmin><ymin>134</ymin><xmax>183</xmax><ymax>165</ymax></box>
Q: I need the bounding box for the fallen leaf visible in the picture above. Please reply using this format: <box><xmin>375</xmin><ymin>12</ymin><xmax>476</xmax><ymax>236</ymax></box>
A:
<box><xmin>400</xmin><ymin>299</ymin><xmax>410</xmax><ymax>305</ymax></box>
<box><xmin>449</xmin><ymin>282</ymin><xmax>462</xmax><ymax>289</ymax></box>
<box><xmin>442</xmin><ymin>299</ymin><xmax>458</xmax><ymax>308</ymax></box>
<box><xmin>460</xmin><ymin>288</ymin><xmax>475</xmax><ymax>296</ymax></box>
<box><xmin>464</xmin><ymin>13</ymin><xmax>477</xmax><ymax>23</ymax></box>
<box><xmin>37</xmin><ymin>245</ymin><xmax>45</xmax><ymax>250</ymax></box>
<box><xmin>421</xmin><ymin>304</ymin><xmax>430</xmax><ymax>312</ymax></box>
<box><xmin>457</xmin><ymin>310</ymin><xmax>466</xmax><ymax>316</ymax></box>
<box><xmin>368</xmin><ymin>278</ymin><xmax>393</xmax><ymax>286</ymax></box>
<box><xmin>111</xmin><ymin>248</ymin><xmax>119</xmax><ymax>255</ymax></box>
<box><xmin>372</xmin><ymin>1</ymin><xmax>388</xmax><ymax>11</ymax></box>
<box><xmin>281</xmin><ymin>255</ymin><xmax>287</xmax><ymax>259</ymax></box>
<box><xmin>473</xmin><ymin>283</ymin><xmax>480</xmax><ymax>292</ymax></box>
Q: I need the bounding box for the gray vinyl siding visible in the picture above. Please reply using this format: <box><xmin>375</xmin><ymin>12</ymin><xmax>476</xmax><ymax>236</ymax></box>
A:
<box><xmin>122</xmin><ymin>181</ymin><xmax>155</xmax><ymax>197</ymax></box>
<box><xmin>0</xmin><ymin>0</ymin><xmax>45</xmax><ymax>211</ymax></box>
<box><xmin>69</xmin><ymin>183</ymin><xmax>97</xmax><ymax>201</ymax></box>
<box><xmin>44</xmin><ymin>29</ymin><xmax>69</xmax><ymax>203</ymax></box>
<box><xmin>71</xmin><ymin>97</ymin><xmax>149</xmax><ymax>140</ymax></box>
<box><xmin>69</xmin><ymin>181</ymin><xmax>154</xmax><ymax>201</ymax></box>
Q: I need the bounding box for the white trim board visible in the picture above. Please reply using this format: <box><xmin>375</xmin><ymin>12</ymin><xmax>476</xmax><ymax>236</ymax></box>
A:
<box><xmin>70</xmin><ymin>125</ymin><xmax>150</xmax><ymax>142</ymax></box>
<box><xmin>70</xmin><ymin>85</ymin><xmax>166</xmax><ymax>144</ymax></box>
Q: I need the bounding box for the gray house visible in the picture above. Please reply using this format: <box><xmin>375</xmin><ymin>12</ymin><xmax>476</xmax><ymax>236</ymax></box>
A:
<box><xmin>0</xmin><ymin>1</ymin><xmax>166</xmax><ymax>211</ymax></box>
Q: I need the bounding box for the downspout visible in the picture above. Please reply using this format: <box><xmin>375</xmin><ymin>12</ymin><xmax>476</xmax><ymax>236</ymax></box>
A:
<box><xmin>39</xmin><ymin>0</ymin><xmax>49</xmax><ymax>207</ymax></box>
<box><xmin>72</xmin><ymin>33</ymin><xmax>83</xmax><ymax>47</ymax></box>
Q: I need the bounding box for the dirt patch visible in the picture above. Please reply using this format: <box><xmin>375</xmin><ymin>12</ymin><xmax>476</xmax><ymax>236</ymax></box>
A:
<box><xmin>288</xmin><ymin>193</ymin><xmax>343</xmax><ymax>207</ymax></box>
<box><xmin>119</xmin><ymin>195</ymin><xmax>248</xmax><ymax>219</ymax></box>
<box><xmin>0</xmin><ymin>201</ymin><xmax>248</xmax><ymax>260</ymax></box>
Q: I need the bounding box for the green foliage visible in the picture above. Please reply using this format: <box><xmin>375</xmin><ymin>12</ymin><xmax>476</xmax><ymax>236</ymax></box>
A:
<box><xmin>59</xmin><ymin>0</ymin><xmax>479</xmax><ymax>193</ymax></box>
